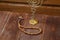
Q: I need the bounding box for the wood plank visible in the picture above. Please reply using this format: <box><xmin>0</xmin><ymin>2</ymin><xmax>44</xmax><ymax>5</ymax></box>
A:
<box><xmin>0</xmin><ymin>3</ymin><xmax>60</xmax><ymax>16</ymax></box>
<box><xmin>44</xmin><ymin>0</ymin><xmax>60</xmax><ymax>5</ymax></box>
<box><xmin>0</xmin><ymin>0</ymin><xmax>27</xmax><ymax>2</ymax></box>
<box><xmin>0</xmin><ymin>0</ymin><xmax>60</xmax><ymax>5</ymax></box>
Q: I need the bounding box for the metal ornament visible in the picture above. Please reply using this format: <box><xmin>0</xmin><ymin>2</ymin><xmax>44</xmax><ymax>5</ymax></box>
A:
<box><xmin>18</xmin><ymin>0</ymin><xmax>43</xmax><ymax>35</ymax></box>
<box><xmin>18</xmin><ymin>18</ymin><xmax>42</xmax><ymax>35</ymax></box>
<box><xmin>28</xmin><ymin>0</ymin><xmax>43</xmax><ymax>25</ymax></box>
<box><xmin>29</xmin><ymin>19</ymin><xmax>38</xmax><ymax>25</ymax></box>
<box><xmin>28</xmin><ymin>0</ymin><xmax>39</xmax><ymax>25</ymax></box>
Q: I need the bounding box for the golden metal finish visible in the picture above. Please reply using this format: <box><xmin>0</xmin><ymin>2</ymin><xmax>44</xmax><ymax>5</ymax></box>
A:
<box><xmin>27</xmin><ymin>0</ymin><xmax>41</xmax><ymax>5</ymax></box>
<box><xmin>18</xmin><ymin>0</ymin><xmax>43</xmax><ymax>35</ymax></box>
<box><xmin>29</xmin><ymin>19</ymin><xmax>38</xmax><ymax>25</ymax></box>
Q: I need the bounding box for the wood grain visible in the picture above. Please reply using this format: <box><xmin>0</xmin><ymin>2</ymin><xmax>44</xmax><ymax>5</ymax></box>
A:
<box><xmin>0</xmin><ymin>11</ymin><xmax>60</xmax><ymax>40</ymax></box>
<box><xmin>0</xmin><ymin>3</ymin><xmax>60</xmax><ymax>16</ymax></box>
<box><xmin>0</xmin><ymin>0</ymin><xmax>60</xmax><ymax>5</ymax></box>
